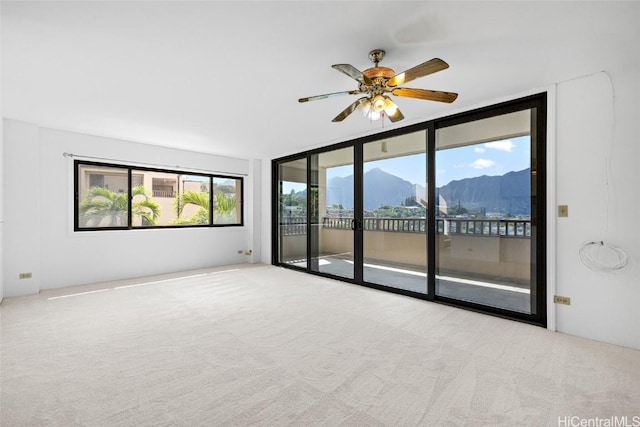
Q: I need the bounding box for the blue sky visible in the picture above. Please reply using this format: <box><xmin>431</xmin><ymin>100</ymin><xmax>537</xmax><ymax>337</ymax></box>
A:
<box><xmin>283</xmin><ymin>135</ymin><xmax>530</xmax><ymax>193</ymax></box>
<box><xmin>435</xmin><ymin>135</ymin><xmax>531</xmax><ymax>186</ymax></box>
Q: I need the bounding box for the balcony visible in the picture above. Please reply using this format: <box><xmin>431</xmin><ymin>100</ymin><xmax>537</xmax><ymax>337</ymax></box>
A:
<box><xmin>279</xmin><ymin>215</ymin><xmax>532</xmax><ymax>313</ymax></box>
<box><xmin>152</xmin><ymin>189</ymin><xmax>176</xmax><ymax>198</ymax></box>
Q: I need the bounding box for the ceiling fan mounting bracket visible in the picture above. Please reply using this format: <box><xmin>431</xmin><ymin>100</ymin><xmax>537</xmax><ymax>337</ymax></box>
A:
<box><xmin>368</xmin><ymin>49</ymin><xmax>385</xmax><ymax>66</ymax></box>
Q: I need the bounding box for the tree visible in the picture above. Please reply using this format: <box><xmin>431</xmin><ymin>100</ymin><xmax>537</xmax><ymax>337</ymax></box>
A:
<box><xmin>174</xmin><ymin>191</ymin><xmax>209</xmax><ymax>225</ymax></box>
<box><xmin>402</xmin><ymin>195</ymin><xmax>419</xmax><ymax>207</ymax></box>
<box><xmin>173</xmin><ymin>190</ymin><xmax>237</xmax><ymax>225</ymax></box>
<box><xmin>79</xmin><ymin>185</ymin><xmax>161</xmax><ymax>227</ymax></box>
<box><xmin>214</xmin><ymin>191</ymin><xmax>237</xmax><ymax>223</ymax></box>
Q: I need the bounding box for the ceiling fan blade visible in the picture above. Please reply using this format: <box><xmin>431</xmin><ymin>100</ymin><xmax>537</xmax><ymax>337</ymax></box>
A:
<box><xmin>332</xmin><ymin>97</ymin><xmax>370</xmax><ymax>122</ymax></box>
<box><xmin>387</xmin><ymin>58</ymin><xmax>449</xmax><ymax>87</ymax></box>
<box><xmin>392</xmin><ymin>87</ymin><xmax>458</xmax><ymax>103</ymax></box>
<box><xmin>383</xmin><ymin>97</ymin><xmax>404</xmax><ymax>122</ymax></box>
<box><xmin>298</xmin><ymin>90</ymin><xmax>360</xmax><ymax>103</ymax></box>
<box><xmin>332</xmin><ymin>64</ymin><xmax>373</xmax><ymax>86</ymax></box>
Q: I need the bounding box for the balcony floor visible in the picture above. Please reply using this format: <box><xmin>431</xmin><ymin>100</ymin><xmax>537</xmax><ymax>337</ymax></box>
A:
<box><xmin>288</xmin><ymin>255</ymin><xmax>531</xmax><ymax>314</ymax></box>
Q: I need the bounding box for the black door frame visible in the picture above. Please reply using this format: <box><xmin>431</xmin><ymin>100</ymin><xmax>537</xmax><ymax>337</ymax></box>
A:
<box><xmin>272</xmin><ymin>93</ymin><xmax>546</xmax><ymax>327</ymax></box>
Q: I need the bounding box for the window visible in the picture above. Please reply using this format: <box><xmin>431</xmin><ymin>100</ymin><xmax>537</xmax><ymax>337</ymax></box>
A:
<box><xmin>212</xmin><ymin>177</ymin><xmax>242</xmax><ymax>225</ymax></box>
<box><xmin>77</xmin><ymin>164</ymin><xmax>129</xmax><ymax>228</ymax></box>
<box><xmin>75</xmin><ymin>161</ymin><xmax>243</xmax><ymax>231</ymax></box>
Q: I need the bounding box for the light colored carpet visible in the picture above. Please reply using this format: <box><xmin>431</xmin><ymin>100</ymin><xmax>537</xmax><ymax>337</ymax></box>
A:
<box><xmin>1</xmin><ymin>264</ymin><xmax>639</xmax><ymax>426</ymax></box>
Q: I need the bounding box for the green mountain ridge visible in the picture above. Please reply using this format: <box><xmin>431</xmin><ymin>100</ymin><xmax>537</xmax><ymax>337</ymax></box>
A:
<box><xmin>321</xmin><ymin>167</ymin><xmax>531</xmax><ymax>215</ymax></box>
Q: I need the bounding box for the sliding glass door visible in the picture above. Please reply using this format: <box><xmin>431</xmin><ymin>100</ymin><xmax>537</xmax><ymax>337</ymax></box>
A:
<box><xmin>273</xmin><ymin>94</ymin><xmax>546</xmax><ymax>325</ymax></box>
<box><xmin>434</xmin><ymin>105</ymin><xmax>543</xmax><ymax>316</ymax></box>
<box><xmin>276</xmin><ymin>157</ymin><xmax>308</xmax><ymax>268</ymax></box>
<box><xmin>362</xmin><ymin>131</ymin><xmax>427</xmax><ymax>294</ymax></box>
<box><xmin>309</xmin><ymin>147</ymin><xmax>356</xmax><ymax>280</ymax></box>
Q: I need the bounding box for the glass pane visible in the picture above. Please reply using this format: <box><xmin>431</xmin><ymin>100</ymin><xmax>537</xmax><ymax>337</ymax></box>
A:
<box><xmin>77</xmin><ymin>164</ymin><xmax>129</xmax><ymax>228</ymax></box>
<box><xmin>213</xmin><ymin>177</ymin><xmax>242</xmax><ymax>225</ymax></box>
<box><xmin>310</xmin><ymin>147</ymin><xmax>354</xmax><ymax>279</ymax></box>
<box><xmin>435</xmin><ymin>109</ymin><xmax>535</xmax><ymax>314</ymax></box>
<box><xmin>362</xmin><ymin>131</ymin><xmax>427</xmax><ymax>293</ymax></box>
<box><xmin>278</xmin><ymin>158</ymin><xmax>308</xmax><ymax>267</ymax></box>
<box><xmin>131</xmin><ymin>170</ymin><xmax>210</xmax><ymax>227</ymax></box>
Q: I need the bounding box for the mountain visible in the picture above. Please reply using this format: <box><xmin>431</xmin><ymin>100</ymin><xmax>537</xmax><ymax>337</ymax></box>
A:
<box><xmin>326</xmin><ymin>168</ymin><xmax>416</xmax><ymax>210</ymax></box>
<box><xmin>297</xmin><ymin>167</ymin><xmax>531</xmax><ymax>216</ymax></box>
<box><xmin>437</xmin><ymin>168</ymin><xmax>531</xmax><ymax>215</ymax></box>
<box><xmin>363</xmin><ymin>168</ymin><xmax>416</xmax><ymax>209</ymax></box>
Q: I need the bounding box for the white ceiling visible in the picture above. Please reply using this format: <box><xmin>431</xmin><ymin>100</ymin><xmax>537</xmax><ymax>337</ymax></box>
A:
<box><xmin>3</xmin><ymin>1</ymin><xmax>640</xmax><ymax>160</ymax></box>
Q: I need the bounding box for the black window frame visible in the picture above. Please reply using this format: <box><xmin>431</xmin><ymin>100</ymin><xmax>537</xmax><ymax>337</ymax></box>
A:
<box><xmin>74</xmin><ymin>160</ymin><xmax>244</xmax><ymax>231</ymax></box>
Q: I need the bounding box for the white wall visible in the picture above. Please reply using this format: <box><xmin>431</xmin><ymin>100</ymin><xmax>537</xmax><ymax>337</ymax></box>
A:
<box><xmin>3</xmin><ymin>121</ymin><xmax>40</xmax><ymax>296</ymax></box>
<box><xmin>247</xmin><ymin>159</ymin><xmax>262</xmax><ymax>263</ymax></box>
<box><xmin>2</xmin><ymin>121</ymin><xmax>256</xmax><ymax>297</ymax></box>
<box><xmin>555</xmin><ymin>66</ymin><xmax>640</xmax><ymax>350</ymax></box>
<box><xmin>260</xmin><ymin>158</ymin><xmax>272</xmax><ymax>265</ymax></box>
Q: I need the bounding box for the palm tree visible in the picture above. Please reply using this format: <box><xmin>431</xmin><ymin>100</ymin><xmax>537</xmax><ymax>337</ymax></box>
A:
<box><xmin>214</xmin><ymin>191</ymin><xmax>237</xmax><ymax>223</ymax></box>
<box><xmin>174</xmin><ymin>191</ymin><xmax>209</xmax><ymax>225</ymax></box>
<box><xmin>173</xmin><ymin>190</ymin><xmax>236</xmax><ymax>225</ymax></box>
<box><xmin>79</xmin><ymin>185</ymin><xmax>161</xmax><ymax>227</ymax></box>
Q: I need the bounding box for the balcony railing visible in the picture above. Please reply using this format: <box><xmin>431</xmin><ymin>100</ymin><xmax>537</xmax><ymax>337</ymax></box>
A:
<box><xmin>152</xmin><ymin>190</ymin><xmax>176</xmax><ymax>198</ymax></box>
<box><xmin>443</xmin><ymin>218</ymin><xmax>531</xmax><ymax>238</ymax></box>
<box><xmin>280</xmin><ymin>215</ymin><xmax>308</xmax><ymax>236</ymax></box>
<box><xmin>323</xmin><ymin>217</ymin><xmax>427</xmax><ymax>233</ymax></box>
<box><xmin>280</xmin><ymin>216</ymin><xmax>531</xmax><ymax>238</ymax></box>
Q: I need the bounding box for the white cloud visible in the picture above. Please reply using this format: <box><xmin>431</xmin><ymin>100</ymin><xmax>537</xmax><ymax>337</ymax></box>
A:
<box><xmin>436</xmin><ymin>168</ymin><xmax>446</xmax><ymax>175</ymax></box>
<box><xmin>484</xmin><ymin>139</ymin><xmax>514</xmax><ymax>152</ymax></box>
<box><xmin>474</xmin><ymin>147</ymin><xmax>485</xmax><ymax>153</ymax></box>
<box><xmin>470</xmin><ymin>158</ymin><xmax>496</xmax><ymax>169</ymax></box>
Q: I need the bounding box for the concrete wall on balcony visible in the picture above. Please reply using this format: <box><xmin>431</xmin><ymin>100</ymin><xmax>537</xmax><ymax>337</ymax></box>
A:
<box><xmin>282</xmin><ymin>234</ymin><xmax>306</xmax><ymax>262</ymax></box>
<box><xmin>364</xmin><ymin>231</ymin><xmax>426</xmax><ymax>267</ymax></box>
<box><xmin>439</xmin><ymin>235</ymin><xmax>530</xmax><ymax>283</ymax></box>
<box><xmin>317</xmin><ymin>228</ymin><xmax>530</xmax><ymax>283</ymax></box>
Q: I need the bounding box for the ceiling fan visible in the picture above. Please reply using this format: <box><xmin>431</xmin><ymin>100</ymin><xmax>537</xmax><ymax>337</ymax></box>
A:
<box><xmin>298</xmin><ymin>49</ymin><xmax>458</xmax><ymax>123</ymax></box>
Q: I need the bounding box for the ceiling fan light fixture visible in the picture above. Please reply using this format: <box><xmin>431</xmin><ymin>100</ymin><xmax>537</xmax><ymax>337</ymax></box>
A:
<box><xmin>359</xmin><ymin>96</ymin><xmax>385</xmax><ymax>121</ymax></box>
<box><xmin>368</xmin><ymin>110</ymin><xmax>383</xmax><ymax>121</ymax></box>
<box><xmin>383</xmin><ymin>99</ymin><xmax>398</xmax><ymax>116</ymax></box>
<box><xmin>372</xmin><ymin>95</ymin><xmax>386</xmax><ymax>112</ymax></box>
<box><xmin>358</xmin><ymin>99</ymin><xmax>372</xmax><ymax>115</ymax></box>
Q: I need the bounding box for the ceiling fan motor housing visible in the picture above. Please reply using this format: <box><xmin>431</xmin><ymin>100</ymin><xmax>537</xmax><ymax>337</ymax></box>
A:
<box><xmin>361</xmin><ymin>67</ymin><xmax>395</xmax><ymax>96</ymax></box>
<box><xmin>363</xmin><ymin>67</ymin><xmax>395</xmax><ymax>80</ymax></box>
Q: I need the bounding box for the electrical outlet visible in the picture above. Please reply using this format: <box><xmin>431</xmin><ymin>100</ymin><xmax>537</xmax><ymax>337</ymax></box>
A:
<box><xmin>554</xmin><ymin>295</ymin><xmax>571</xmax><ymax>305</ymax></box>
<box><xmin>558</xmin><ymin>205</ymin><xmax>568</xmax><ymax>217</ymax></box>
<box><xmin>19</xmin><ymin>273</ymin><xmax>32</xmax><ymax>279</ymax></box>
<box><xmin>244</xmin><ymin>250</ymin><xmax>253</xmax><ymax>256</ymax></box>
